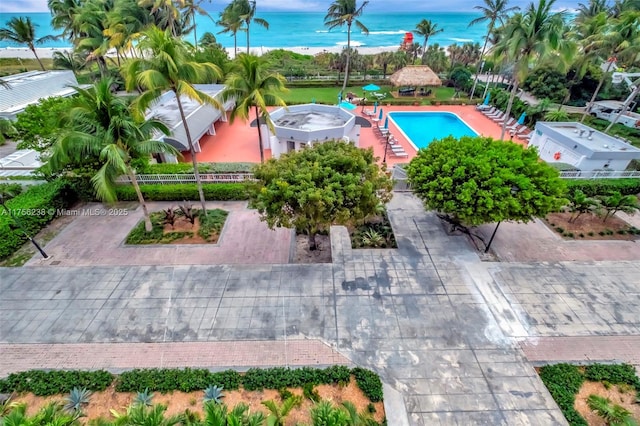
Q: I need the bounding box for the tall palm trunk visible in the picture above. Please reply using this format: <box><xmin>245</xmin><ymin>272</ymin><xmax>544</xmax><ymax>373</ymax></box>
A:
<box><xmin>175</xmin><ymin>92</ymin><xmax>208</xmax><ymax>212</ymax></box>
<box><xmin>605</xmin><ymin>84</ymin><xmax>640</xmax><ymax>132</ymax></box>
<box><xmin>581</xmin><ymin>60</ymin><xmax>613</xmax><ymax>123</ymax></box>
<box><xmin>500</xmin><ymin>80</ymin><xmax>519</xmax><ymax>140</ymax></box>
<box><xmin>255</xmin><ymin>104</ymin><xmax>265</xmax><ymax>163</ymax></box>
<box><xmin>193</xmin><ymin>22</ymin><xmax>198</xmax><ymax>49</ymax></box>
<box><xmin>469</xmin><ymin>26</ymin><xmax>491</xmax><ymax>100</ymax></box>
<box><xmin>233</xmin><ymin>32</ymin><xmax>237</xmax><ymax>58</ymax></box>
<box><xmin>29</xmin><ymin>43</ymin><xmax>45</xmax><ymax>71</ymax></box>
<box><xmin>342</xmin><ymin>22</ymin><xmax>352</xmax><ymax>92</ymax></box>
<box><xmin>246</xmin><ymin>22</ymin><xmax>250</xmax><ymax>54</ymax></box>
<box><xmin>127</xmin><ymin>166</ymin><xmax>153</xmax><ymax>231</ymax></box>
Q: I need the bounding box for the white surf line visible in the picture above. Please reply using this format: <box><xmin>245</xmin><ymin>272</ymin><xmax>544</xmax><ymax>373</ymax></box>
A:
<box><xmin>458</xmin><ymin>255</ymin><xmax>531</xmax><ymax>341</ymax></box>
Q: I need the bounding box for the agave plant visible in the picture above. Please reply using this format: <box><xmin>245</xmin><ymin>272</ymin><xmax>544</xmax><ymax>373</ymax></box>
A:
<box><xmin>179</xmin><ymin>203</ymin><xmax>197</xmax><ymax>225</ymax></box>
<box><xmin>163</xmin><ymin>207</ymin><xmax>176</xmax><ymax>228</ymax></box>
<box><xmin>361</xmin><ymin>229</ymin><xmax>385</xmax><ymax>248</ymax></box>
<box><xmin>64</xmin><ymin>387</ymin><xmax>92</xmax><ymax>413</ymax></box>
<box><xmin>587</xmin><ymin>394</ymin><xmax>637</xmax><ymax>426</ymax></box>
<box><xmin>134</xmin><ymin>388</ymin><xmax>154</xmax><ymax>407</ymax></box>
<box><xmin>203</xmin><ymin>385</ymin><xmax>224</xmax><ymax>404</ymax></box>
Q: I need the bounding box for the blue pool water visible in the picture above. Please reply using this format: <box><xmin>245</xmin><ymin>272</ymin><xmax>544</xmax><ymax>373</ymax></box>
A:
<box><xmin>387</xmin><ymin>112</ymin><xmax>477</xmax><ymax>150</ymax></box>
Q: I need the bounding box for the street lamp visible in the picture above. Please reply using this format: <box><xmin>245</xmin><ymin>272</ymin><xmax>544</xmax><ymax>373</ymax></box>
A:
<box><xmin>0</xmin><ymin>192</ymin><xmax>49</xmax><ymax>259</ymax></box>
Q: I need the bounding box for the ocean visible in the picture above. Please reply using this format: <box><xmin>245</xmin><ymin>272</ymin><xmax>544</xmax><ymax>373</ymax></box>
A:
<box><xmin>0</xmin><ymin>11</ymin><xmax>487</xmax><ymax>50</ymax></box>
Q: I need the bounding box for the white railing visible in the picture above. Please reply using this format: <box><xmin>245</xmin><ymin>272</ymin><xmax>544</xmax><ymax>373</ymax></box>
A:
<box><xmin>117</xmin><ymin>173</ymin><xmax>255</xmax><ymax>185</ymax></box>
<box><xmin>558</xmin><ymin>170</ymin><xmax>640</xmax><ymax>179</ymax></box>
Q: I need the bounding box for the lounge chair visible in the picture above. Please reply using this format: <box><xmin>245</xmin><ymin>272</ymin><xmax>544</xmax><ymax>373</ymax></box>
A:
<box><xmin>487</xmin><ymin>112</ymin><xmax>505</xmax><ymax>122</ymax></box>
<box><xmin>481</xmin><ymin>107</ymin><xmax>497</xmax><ymax>115</ymax></box>
<box><xmin>508</xmin><ymin>124</ymin><xmax>528</xmax><ymax>135</ymax></box>
<box><xmin>495</xmin><ymin>118</ymin><xmax>516</xmax><ymax>128</ymax></box>
<box><xmin>390</xmin><ymin>150</ymin><xmax>409</xmax><ymax>158</ymax></box>
<box><xmin>373</xmin><ymin>92</ymin><xmax>386</xmax><ymax>100</ymax></box>
<box><xmin>485</xmin><ymin>109</ymin><xmax>503</xmax><ymax>119</ymax></box>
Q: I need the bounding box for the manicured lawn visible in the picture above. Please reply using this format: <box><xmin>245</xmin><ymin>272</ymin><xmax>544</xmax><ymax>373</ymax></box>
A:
<box><xmin>282</xmin><ymin>85</ymin><xmax>458</xmax><ymax>105</ymax></box>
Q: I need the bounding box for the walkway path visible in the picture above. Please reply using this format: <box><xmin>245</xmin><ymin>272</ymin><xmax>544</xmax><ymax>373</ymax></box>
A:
<box><xmin>3</xmin><ymin>193</ymin><xmax>640</xmax><ymax>425</ymax></box>
<box><xmin>26</xmin><ymin>201</ymin><xmax>293</xmax><ymax>266</ymax></box>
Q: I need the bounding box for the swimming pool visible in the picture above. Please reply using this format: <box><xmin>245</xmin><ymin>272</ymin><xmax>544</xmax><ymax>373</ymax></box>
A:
<box><xmin>387</xmin><ymin>112</ymin><xmax>477</xmax><ymax>150</ymax></box>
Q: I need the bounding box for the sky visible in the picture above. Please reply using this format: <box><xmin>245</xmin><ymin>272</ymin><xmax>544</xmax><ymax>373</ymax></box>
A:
<box><xmin>0</xmin><ymin>0</ymin><xmax>580</xmax><ymax>14</ymax></box>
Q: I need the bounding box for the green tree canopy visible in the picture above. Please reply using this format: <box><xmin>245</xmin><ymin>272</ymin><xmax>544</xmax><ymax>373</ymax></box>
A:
<box><xmin>251</xmin><ymin>141</ymin><xmax>393</xmax><ymax>250</ymax></box>
<box><xmin>407</xmin><ymin>136</ymin><xmax>566</xmax><ymax>227</ymax></box>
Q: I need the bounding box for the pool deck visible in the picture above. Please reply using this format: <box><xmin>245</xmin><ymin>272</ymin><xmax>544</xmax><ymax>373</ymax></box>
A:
<box><xmin>184</xmin><ymin>105</ymin><xmax>528</xmax><ymax>165</ymax></box>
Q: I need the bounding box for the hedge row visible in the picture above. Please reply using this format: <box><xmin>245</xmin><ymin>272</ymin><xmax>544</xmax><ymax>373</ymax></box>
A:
<box><xmin>539</xmin><ymin>363</ymin><xmax>640</xmax><ymax>426</ymax></box>
<box><xmin>565</xmin><ymin>179</ymin><xmax>640</xmax><ymax>197</ymax></box>
<box><xmin>0</xmin><ymin>180</ymin><xmax>75</xmax><ymax>260</ymax></box>
<box><xmin>138</xmin><ymin>162</ymin><xmax>256</xmax><ymax>174</ymax></box>
<box><xmin>115</xmin><ymin>183</ymin><xmax>250</xmax><ymax>201</ymax></box>
<box><xmin>0</xmin><ymin>366</ymin><xmax>383</xmax><ymax>402</ymax></box>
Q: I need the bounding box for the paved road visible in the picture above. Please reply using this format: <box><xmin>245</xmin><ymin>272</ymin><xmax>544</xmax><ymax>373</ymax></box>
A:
<box><xmin>2</xmin><ymin>193</ymin><xmax>640</xmax><ymax>425</ymax></box>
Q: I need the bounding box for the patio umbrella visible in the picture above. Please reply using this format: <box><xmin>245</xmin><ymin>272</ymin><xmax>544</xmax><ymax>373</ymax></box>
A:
<box><xmin>339</xmin><ymin>101</ymin><xmax>356</xmax><ymax>110</ymax></box>
<box><xmin>338</xmin><ymin>92</ymin><xmax>342</xmax><ymax>103</ymax></box>
<box><xmin>362</xmin><ymin>84</ymin><xmax>380</xmax><ymax>92</ymax></box>
<box><xmin>483</xmin><ymin>93</ymin><xmax>490</xmax><ymax>105</ymax></box>
<box><xmin>378</xmin><ymin>109</ymin><xmax>384</xmax><ymax>120</ymax></box>
<box><xmin>383</xmin><ymin>116</ymin><xmax>388</xmax><ymax>129</ymax></box>
<box><xmin>373</xmin><ymin>101</ymin><xmax>378</xmax><ymax>114</ymax></box>
<box><xmin>517</xmin><ymin>112</ymin><xmax>527</xmax><ymax>125</ymax></box>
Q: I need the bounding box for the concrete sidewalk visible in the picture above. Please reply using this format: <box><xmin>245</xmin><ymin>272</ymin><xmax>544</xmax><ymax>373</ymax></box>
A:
<box><xmin>3</xmin><ymin>193</ymin><xmax>640</xmax><ymax>425</ymax></box>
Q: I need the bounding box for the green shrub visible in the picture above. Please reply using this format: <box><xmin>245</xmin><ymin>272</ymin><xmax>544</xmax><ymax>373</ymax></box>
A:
<box><xmin>115</xmin><ymin>183</ymin><xmax>250</xmax><ymax>201</ymax></box>
<box><xmin>0</xmin><ymin>370</ymin><xmax>113</xmax><ymax>396</ymax></box>
<box><xmin>115</xmin><ymin>368</ymin><xmax>241</xmax><ymax>393</ymax></box>
<box><xmin>584</xmin><ymin>364</ymin><xmax>640</xmax><ymax>390</ymax></box>
<box><xmin>0</xmin><ymin>180</ymin><xmax>76</xmax><ymax>260</ymax></box>
<box><xmin>0</xmin><ymin>183</ymin><xmax>23</xmax><ymax>197</ymax></box>
<box><xmin>125</xmin><ymin>209</ymin><xmax>228</xmax><ymax>244</ymax></box>
<box><xmin>241</xmin><ymin>366</ymin><xmax>357</xmax><ymax>392</ymax></box>
<box><xmin>555</xmin><ymin>227</ymin><xmax>564</xmax><ymax>233</ymax></box>
<box><xmin>302</xmin><ymin>382</ymin><xmax>320</xmax><ymax>402</ymax></box>
<box><xmin>352</xmin><ymin>368</ymin><xmax>383</xmax><ymax>403</ymax></box>
<box><xmin>565</xmin><ymin>179</ymin><xmax>640</xmax><ymax>197</ymax></box>
<box><xmin>538</xmin><ymin>364</ymin><xmax>587</xmax><ymax>426</ymax></box>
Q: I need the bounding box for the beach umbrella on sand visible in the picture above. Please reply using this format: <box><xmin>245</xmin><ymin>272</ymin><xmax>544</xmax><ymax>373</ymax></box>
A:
<box><xmin>517</xmin><ymin>112</ymin><xmax>527</xmax><ymax>125</ymax></box>
<box><xmin>339</xmin><ymin>101</ymin><xmax>356</xmax><ymax>110</ymax></box>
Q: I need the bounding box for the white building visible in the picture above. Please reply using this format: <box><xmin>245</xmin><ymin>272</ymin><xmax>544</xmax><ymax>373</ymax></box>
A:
<box><xmin>0</xmin><ymin>70</ymin><xmax>80</xmax><ymax>120</ymax></box>
<box><xmin>529</xmin><ymin>122</ymin><xmax>640</xmax><ymax>171</ymax></box>
<box><xmin>266</xmin><ymin>104</ymin><xmax>360</xmax><ymax>158</ymax></box>
<box><xmin>146</xmin><ymin>84</ymin><xmax>235</xmax><ymax>162</ymax></box>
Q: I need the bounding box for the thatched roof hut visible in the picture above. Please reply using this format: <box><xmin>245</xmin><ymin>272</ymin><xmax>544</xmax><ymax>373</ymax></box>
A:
<box><xmin>389</xmin><ymin>65</ymin><xmax>442</xmax><ymax>87</ymax></box>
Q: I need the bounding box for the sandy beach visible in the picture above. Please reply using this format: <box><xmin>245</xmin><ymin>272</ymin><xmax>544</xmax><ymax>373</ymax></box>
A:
<box><xmin>0</xmin><ymin>45</ymin><xmax>398</xmax><ymax>60</ymax></box>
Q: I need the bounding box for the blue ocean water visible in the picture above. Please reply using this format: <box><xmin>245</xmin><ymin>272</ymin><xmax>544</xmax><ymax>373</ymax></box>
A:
<box><xmin>388</xmin><ymin>111</ymin><xmax>477</xmax><ymax>149</ymax></box>
<box><xmin>0</xmin><ymin>11</ymin><xmax>486</xmax><ymax>49</ymax></box>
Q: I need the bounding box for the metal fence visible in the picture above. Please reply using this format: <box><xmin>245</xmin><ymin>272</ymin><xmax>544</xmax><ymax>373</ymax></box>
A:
<box><xmin>116</xmin><ymin>173</ymin><xmax>255</xmax><ymax>185</ymax></box>
<box><xmin>558</xmin><ymin>170</ymin><xmax>640</xmax><ymax>179</ymax></box>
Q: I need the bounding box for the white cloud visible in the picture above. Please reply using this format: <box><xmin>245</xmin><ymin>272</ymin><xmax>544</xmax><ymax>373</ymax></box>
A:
<box><xmin>0</xmin><ymin>0</ymin><xmax>49</xmax><ymax>13</ymax></box>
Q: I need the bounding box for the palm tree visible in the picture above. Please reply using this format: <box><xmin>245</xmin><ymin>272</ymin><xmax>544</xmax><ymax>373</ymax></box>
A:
<box><xmin>0</xmin><ymin>17</ymin><xmax>57</xmax><ymax>71</ymax></box>
<box><xmin>391</xmin><ymin>50</ymin><xmax>409</xmax><ymax>72</ymax></box>
<box><xmin>182</xmin><ymin>0</ymin><xmax>212</xmax><ymax>49</ymax></box>
<box><xmin>233</xmin><ymin>0</ymin><xmax>269</xmax><ymax>54</ymax></box>
<box><xmin>52</xmin><ymin>50</ymin><xmax>86</xmax><ymax>76</ymax></box>
<box><xmin>468</xmin><ymin>0</ymin><xmax>520</xmax><ymax>99</ymax></box>
<box><xmin>261</xmin><ymin>397</ymin><xmax>301</xmax><ymax>426</ymax></box>
<box><xmin>123</xmin><ymin>26</ymin><xmax>223</xmax><ymax>213</ymax></box>
<box><xmin>414</xmin><ymin>19</ymin><xmax>444</xmax><ymax>63</ymax></box>
<box><xmin>581</xmin><ymin>10</ymin><xmax>640</xmax><ymax>123</ymax></box>
<box><xmin>491</xmin><ymin>0</ymin><xmax>568</xmax><ymax>140</ymax></box>
<box><xmin>324</xmin><ymin>0</ymin><xmax>370</xmax><ymax>92</ymax></box>
<box><xmin>576</xmin><ymin>0</ymin><xmax>610</xmax><ymax>22</ymax></box>
<box><xmin>374</xmin><ymin>51</ymin><xmax>393</xmax><ymax>78</ymax></box>
<box><xmin>217</xmin><ymin>3</ymin><xmax>244</xmax><ymax>58</ymax></box>
<box><xmin>49</xmin><ymin>79</ymin><xmax>176</xmax><ymax>232</ymax></box>
<box><xmin>221</xmin><ymin>54</ymin><xmax>287</xmax><ymax>164</ymax></box>
<box><xmin>137</xmin><ymin>0</ymin><xmax>183</xmax><ymax>37</ymax></box>
<box><xmin>48</xmin><ymin>0</ymin><xmax>82</xmax><ymax>43</ymax></box>
<box><xmin>423</xmin><ymin>44</ymin><xmax>449</xmax><ymax>73</ymax></box>
<box><xmin>112</xmin><ymin>403</ymin><xmax>182</xmax><ymax>426</ymax></box>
